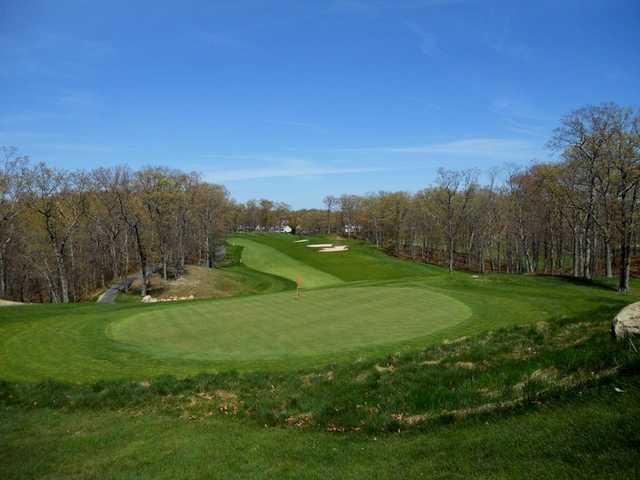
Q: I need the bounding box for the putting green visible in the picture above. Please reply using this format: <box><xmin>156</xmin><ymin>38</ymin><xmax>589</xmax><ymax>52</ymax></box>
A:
<box><xmin>107</xmin><ymin>286</ymin><xmax>472</xmax><ymax>362</ymax></box>
<box><xmin>229</xmin><ymin>237</ymin><xmax>342</xmax><ymax>288</ymax></box>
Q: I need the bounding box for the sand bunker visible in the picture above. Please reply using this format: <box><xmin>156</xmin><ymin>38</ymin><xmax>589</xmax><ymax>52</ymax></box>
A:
<box><xmin>319</xmin><ymin>246</ymin><xmax>349</xmax><ymax>253</ymax></box>
<box><xmin>293</xmin><ymin>239</ymin><xmax>309</xmax><ymax>243</ymax></box>
<box><xmin>307</xmin><ymin>244</ymin><xmax>333</xmax><ymax>248</ymax></box>
<box><xmin>0</xmin><ymin>299</ymin><xmax>24</xmax><ymax>306</ymax></box>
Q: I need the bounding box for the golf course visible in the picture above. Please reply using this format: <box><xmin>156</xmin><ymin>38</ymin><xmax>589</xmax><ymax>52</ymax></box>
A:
<box><xmin>2</xmin><ymin>233</ymin><xmax>640</xmax><ymax>479</ymax></box>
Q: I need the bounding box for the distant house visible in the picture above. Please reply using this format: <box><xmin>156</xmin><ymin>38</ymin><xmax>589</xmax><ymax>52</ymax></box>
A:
<box><xmin>344</xmin><ymin>224</ymin><xmax>361</xmax><ymax>235</ymax></box>
<box><xmin>266</xmin><ymin>222</ymin><xmax>292</xmax><ymax>233</ymax></box>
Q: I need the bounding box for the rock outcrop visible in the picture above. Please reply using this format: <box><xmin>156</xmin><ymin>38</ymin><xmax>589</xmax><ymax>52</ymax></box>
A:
<box><xmin>141</xmin><ymin>294</ymin><xmax>195</xmax><ymax>304</ymax></box>
<box><xmin>612</xmin><ymin>302</ymin><xmax>640</xmax><ymax>339</ymax></box>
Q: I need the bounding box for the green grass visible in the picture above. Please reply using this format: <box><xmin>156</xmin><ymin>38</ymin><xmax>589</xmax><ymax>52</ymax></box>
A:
<box><xmin>106</xmin><ymin>286</ymin><xmax>471</xmax><ymax>362</ymax></box>
<box><xmin>233</xmin><ymin>233</ymin><xmax>443</xmax><ymax>281</ymax></box>
<box><xmin>2</xmin><ymin>377</ymin><xmax>639</xmax><ymax>479</ymax></box>
<box><xmin>0</xmin><ymin>253</ymin><xmax>636</xmax><ymax>382</ymax></box>
<box><xmin>229</xmin><ymin>236</ymin><xmax>343</xmax><ymax>288</ymax></box>
<box><xmin>1</xmin><ymin>233</ymin><xmax>640</xmax><ymax>478</ymax></box>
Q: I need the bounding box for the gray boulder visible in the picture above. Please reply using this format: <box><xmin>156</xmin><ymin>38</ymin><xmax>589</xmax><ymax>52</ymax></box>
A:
<box><xmin>612</xmin><ymin>302</ymin><xmax>640</xmax><ymax>339</ymax></box>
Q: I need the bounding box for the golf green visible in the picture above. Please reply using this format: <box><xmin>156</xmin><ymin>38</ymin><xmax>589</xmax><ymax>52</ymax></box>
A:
<box><xmin>107</xmin><ymin>286</ymin><xmax>471</xmax><ymax>362</ymax></box>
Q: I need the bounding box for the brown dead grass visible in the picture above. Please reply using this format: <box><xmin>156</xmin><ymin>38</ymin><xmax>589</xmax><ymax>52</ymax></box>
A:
<box><xmin>453</xmin><ymin>361</ymin><xmax>477</xmax><ymax>370</ymax></box>
<box><xmin>129</xmin><ymin>266</ymin><xmax>250</xmax><ymax>300</ymax></box>
<box><xmin>287</xmin><ymin>412</ymin><xmax>313</xmax><ymax>428</ymax></box>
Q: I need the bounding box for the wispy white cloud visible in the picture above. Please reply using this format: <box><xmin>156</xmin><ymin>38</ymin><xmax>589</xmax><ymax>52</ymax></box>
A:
<box><xmin>202</xmin><ymin>158</ymin><xmax>390</xmax><ymax>182</ymax></box>
<box><xmin>0</xmin><ymin>132</ymin><xmax>113</xmax><ymax>153</ymax></box>
<box><xmin>490</xmin><ymin>98</ymin><xmax>551</xmax><ymax>138</ymax></box>
<box><xmin>403</xmin><ymin>97</ymin><xmax>443</xmax><ymax>111</ymax></box>
<box><xmin>0</xmin><ymin>130</ymin><xmax>62</xmax><ymax>143</ymax></box>
<box><xmin>201</xmin><ymin>154</ymin><xmax>302</xmax><ymax>162</ymax></box>
<box><xmin>502</xmin><ymin>118</ymin><xmax>546</xmax><ymax>138</ymax></box>
<box><xmin>334</xmin><ymin>138</ymin><xmax>542</xmax><ymax>159</ymax></box>
<box><xmin>0</xmin><ymin>112</ymin><xmax>72</xmax><ymax>125</ymax></box>
<box><xmin>28</xmin><ymin>142</ymin><xmax>115</xmax><ymax>153</ymax></box>
<box><xmin>0</xmin><ymin>31</ymin><xmax>114</xmax><ymax>58</ymax></box>
<box><xmin>0</xmin><ymin>31</ymin><xmax>114</xmax><ymax>80</ymax></box>
<box><xmin>487</xmin><ymin>37</ymin><xmax>531</xmax><ymax>61</ymax></box>
<box><xmin>483</xmin><ymin>13</ymin><xmax>531</xmax><ymax>61</ymax></box>
<box><xmin>260</xmin><ymin>120</ymin><xmax>328</xmax><ymax>133</ymax></box>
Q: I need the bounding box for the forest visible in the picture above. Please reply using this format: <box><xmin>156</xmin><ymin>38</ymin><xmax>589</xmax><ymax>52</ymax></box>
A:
<box><xmin>0</xmin><ymin>157</ymin><xmax>231</xmax><ymax>302</ymax></box>
<box><xmin>1</xmin><ymin>102</ymin><xmax>639</xmax><ymax>302</ymax></box>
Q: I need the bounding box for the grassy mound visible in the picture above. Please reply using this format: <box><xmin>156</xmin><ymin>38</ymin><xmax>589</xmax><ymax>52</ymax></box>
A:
<box><xmin>117</xmin><ymin>256</ymin><xmax>295</xmax><ymax>303</ymax></box>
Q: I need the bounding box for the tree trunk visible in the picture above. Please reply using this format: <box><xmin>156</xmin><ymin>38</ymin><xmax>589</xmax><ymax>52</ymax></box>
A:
<box><xmin>132</xmin><ymin>224</ymin><xmax>149</xmax><ymax>296</ymax></box>
<box><xmin>55</xmin><ymin>244</ymin><xmax>70</xmax><ymax>303</ymax></box>
<box><xmin>0</xmin><ymin>245</ymin><xmax>6</xmax><ymax>298</ymax></box>
<box><xmin>619</xmin><ymin>239</ymin><xmax>631</xmax><ymax>293</ymax></box>
<box><xmin>448</xmin><ymin>236</ymin><xmax>454</xmax><ymax>273</ymax></box>
<box><xmin>572</xmin><ymin>228</ymin><xmax>579</xmax><ymax>278</ymax></box>
<box><xmin>617</xmin><ymin>180</ymin><xmax>637</xmax><ymax>292</ymax></box>
<box><xmin>162</xmin><ymin>253</ymin><xmax>168</xmax><ymax>281</ymax></box>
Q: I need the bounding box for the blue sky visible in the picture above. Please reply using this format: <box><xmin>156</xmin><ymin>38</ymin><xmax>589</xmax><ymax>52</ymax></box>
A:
<box><xmin>1</xmin><ymin>0</ymin><xmax>639</xmax><ymax>208</ymax></box>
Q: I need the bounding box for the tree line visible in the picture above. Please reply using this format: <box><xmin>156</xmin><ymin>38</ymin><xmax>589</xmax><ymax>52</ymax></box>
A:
<box><xmin>0</xmin><ymin>153</ymin><xmax>230</xmax><ymax>302</ymax></box>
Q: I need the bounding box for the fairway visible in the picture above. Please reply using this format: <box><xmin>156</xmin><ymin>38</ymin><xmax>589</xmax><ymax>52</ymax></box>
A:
<box><xmin>229</xmin><ymin>236</ymin><xmax>342</xmax><ymax>288</ymax></box>
<box><xmin>234</xmin><ymin>233</ymin><xmax>443</xmax><ymax>281</ymax></box>
<box><xmin>107</xmin><ymin>286</ymin><xmax>471</xmax><ymax>362</ymax></box>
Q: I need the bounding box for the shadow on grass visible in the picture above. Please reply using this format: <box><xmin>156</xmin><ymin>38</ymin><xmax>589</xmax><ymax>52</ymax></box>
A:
<box><xmin>538</xmin><ymin>274</ymin><xmax>622</xmax><ymax>292</ymax></box>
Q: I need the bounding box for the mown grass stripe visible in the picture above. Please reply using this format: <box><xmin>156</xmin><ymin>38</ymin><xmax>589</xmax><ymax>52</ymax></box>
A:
<box><xmin>229</xmin><ymin>237</ymin><xmax>342</xmax><ymax>288</ymax></box>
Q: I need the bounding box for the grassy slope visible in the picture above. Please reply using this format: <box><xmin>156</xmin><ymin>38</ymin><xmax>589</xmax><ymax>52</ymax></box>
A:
<box><xmin>2</xmin><ymin>234</ymin><xmax>640</xmax><ymax>478</ymax></box>
<box><xmin>2</xmin><ymin>377</ymin><xmax>639</xmax><ymax>479</ymax></box>
<box><xmin>229</xmin><ymin>236</ymin><xmax>343</xmax><ymax>288</ymax></box>
<box><xmin>117</xmin><ymin>258</ymin><xmax>294</xmax><ymax>303</ymax></box>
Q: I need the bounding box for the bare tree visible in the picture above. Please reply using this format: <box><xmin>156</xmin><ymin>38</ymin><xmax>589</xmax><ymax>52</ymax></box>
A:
<box><xmin>23</xmin><ymin>163</ymin><xmax>87</xmax><ymax>302</ymax></box>
<box><xmin>323</xmin><ymin>195</ymin><xmax>338</xmax><ymax>234</ymax></box>
<box><xmin>0</xmin><ymin>147</ymin><xmax>28</xmax><ymax>298</ymax></box>
<box><xmin>432</xmin><ymin>168</ymin><xmax>478</xmax><ymax>272</ymax></box>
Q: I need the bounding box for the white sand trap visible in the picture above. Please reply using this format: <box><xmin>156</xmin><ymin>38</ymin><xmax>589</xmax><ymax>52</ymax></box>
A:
<box><xmin>319</xmin><ymin>246</ymin><xmax>349</xmax><ymax>253</ymax></box>
<box><xmin>0</xmin><ymin>299</ymin><xmax>25</xmax><ymax>306</ymax></box>
<box><xmin>307</xmin><ymin>244</ymin><xmax>333</xmax><ymax>248</ymax></box>
<box><xmin>293</xmin><ymin>239</ymin><xmax>309</xmax><ymax>243</ymax></box>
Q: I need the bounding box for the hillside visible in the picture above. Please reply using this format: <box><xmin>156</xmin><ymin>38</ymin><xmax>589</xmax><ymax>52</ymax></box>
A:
<box><xmin>1</xmin><ymin>233</ymin><xmax>639</xmax><ymax>478</ymax></box>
